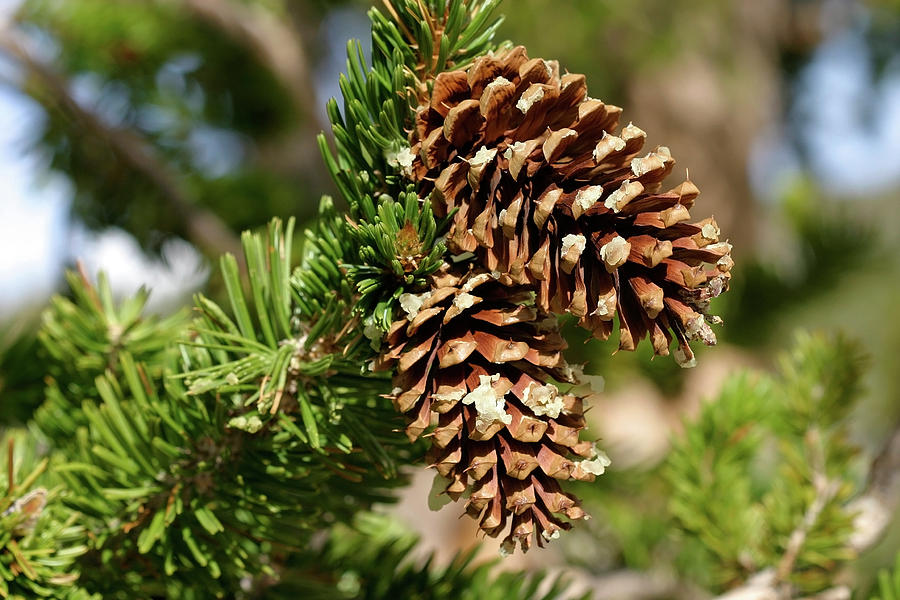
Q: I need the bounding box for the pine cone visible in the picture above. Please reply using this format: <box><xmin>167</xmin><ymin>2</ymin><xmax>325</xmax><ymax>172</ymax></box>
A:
<box><xmin>405</xmin><ymin>46</ymin><xmax>733</xmax><ymax>366</ymax></box>
<box><xmin>376</xmin><ymin>265</ymin><xmax>608</xmax><ymax>553</ymax></box>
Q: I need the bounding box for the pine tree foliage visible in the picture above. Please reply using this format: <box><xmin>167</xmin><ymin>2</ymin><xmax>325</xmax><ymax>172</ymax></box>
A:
<box><xmin>0</xmin><ymin>431</ymin><xmax>93</xmax><ymax>600</ymax></box>
<box><xmin>0</xmin><ymin>239</ymin><xmax>586</xmax><ymax>596</ymax></box>
<box><xmin>293</xmin><ymin>197</ymin><xmax>359</xmax><ymax>339</ymax></box>
<box><xmin>319</xmin><ymin>0</ymin><xmax>504</xmax><ymax>208</ymax></box>
<box><xmin>20</xmin><ymin>221</ymin><xmax>413</xmax><ymax>597</ymax></box>
<box><xmin>872</xmin><ymin>553</ymin><xmax>900</xmax><ymax>600</ymax></box>
<box><xmin>271</xmin><ymin>513</ymin><xmax>587</xmax><ymax>600</ymax></box>
<box><xmin>34</xmin><ymin>269</ymin><xmax>188</xmax><ymax>443</ymax></box>
<box><xmin>317</xmin><ymin>0</ymin><xmax>505</xmax><ymax>330</ymax></box>
<box><xmin>345</xmin><ymin>188</ymin><xmax>448</xmax><ymax>331</ymax></box>
<box><xmin>665</xmin><ymin>332</ymin><xmax>866</xmax><ymax>594</ymax></box>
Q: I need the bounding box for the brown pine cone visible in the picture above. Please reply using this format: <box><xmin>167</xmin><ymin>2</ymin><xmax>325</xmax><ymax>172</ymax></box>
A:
<box><xmin>375</xmin><ymin>264</ymin><xmax>608</xmax><ymax>553</ymax></box>
<box><xmin>404</xmin><ymin>46</ymin><xmax>733</xmax><ymax>367</ymax></box>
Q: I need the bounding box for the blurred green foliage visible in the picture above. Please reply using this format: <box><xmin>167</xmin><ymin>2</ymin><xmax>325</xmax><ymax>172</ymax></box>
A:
<box><xmin>568</xmin><ymin>334</ymin><xmax>868</xmax><ymax>595</ymax></box>
<box><xmin>15</xmin><ymin>0</ymin><xmax>339</xmax><ymax>252</ymax></box>
<box><xmin>722</xmin><ymin>179</ymin><xmax>879</xmax><ymax>347</ymax></box>
<box><xmin>498</xmin><ymin>0</ymin><xmax>728</xmax><ymax>101</ymax></box>
<box><xmin>272</xmin><ymin>513</ymin><xmax>588</xmax><ymax>600</ymax></box>
<box><xmin>0</xmin><ymin>333</ymin><xmax>45</xmax><ymax>426</ymax></box>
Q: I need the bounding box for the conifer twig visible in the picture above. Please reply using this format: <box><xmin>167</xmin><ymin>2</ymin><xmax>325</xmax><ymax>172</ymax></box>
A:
<box><xmin>714</xmin><ymin>428</ymin><xmax>839</xmax><ymax>600</ymax></box>
<box><xmin>718</xmin><ymin>424</ymin><xmax>900</xmax><ymax>600</ymax></box>
<box><xmin>847</xmin><ymin>424</ymin><xmax>900</xmax><ymax>552</ymax></box>
<box><xmin>775</xmin><ymin>476</ymin><xmax>840</xmax><ymax>582</ymax></box>
<box><xmin>775</xmin><ymin>429</ymin><xmax>840</xmax><ymax>585</ymax></box>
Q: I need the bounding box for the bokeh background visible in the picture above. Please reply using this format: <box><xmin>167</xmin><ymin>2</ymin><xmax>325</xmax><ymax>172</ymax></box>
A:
<box><xmin>1</xmin><ymin>0</ymin><xmax>899</xmax><ymax>596</ymax></box>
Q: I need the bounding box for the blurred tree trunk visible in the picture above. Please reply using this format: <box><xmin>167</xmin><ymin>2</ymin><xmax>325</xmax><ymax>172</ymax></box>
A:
<box><xmin>625</xmin><ymin>0</ymin><xmax>789</xmax><ymax>256</ymax></box>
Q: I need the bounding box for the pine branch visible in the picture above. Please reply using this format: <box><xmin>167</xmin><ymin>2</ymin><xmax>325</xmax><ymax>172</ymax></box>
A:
<box><xmin>845</xmin><ymin>425</ymin><xmax>900</xmax><ymax>553</ymax></box>
<box><xmin>24</xmin><ymin>219</ymin><xmax>411</xmax><ymax>595</ymax></box>
<box><xmin>0</xmin><ymin>23</ymin><xmax>244</xmax><ymax>265</ymax></box>
<box><xmin>34</xmin><ymin>266</ymin><xmax>188</xmax><ymax>442</ymax></box>
<box><xmin>314</xmin><ymin>0</ymin><xmax>506</xmax><ymax>332</ymax></box>
<box><xmin>774</xmin><ymin>429</ymin><xmax>842</xmax><ymax>588</ymax></box>
<box><xmin>668</xmin><ymin>333</ymin><xmax>865</xmax><ymax>596</ymax></box>
<box><xmin>1</xmin><ymin>430</ymin><xmax>94</xmax><ymax>599</ymax></box>
<box><xmin>718</xmin><ymin>433</ymin><xmax>845</xmax><ymax>600</ymax></box>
